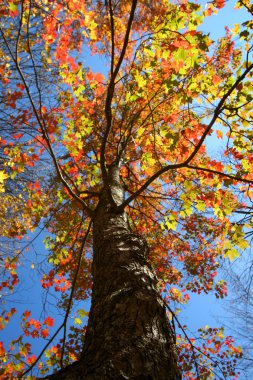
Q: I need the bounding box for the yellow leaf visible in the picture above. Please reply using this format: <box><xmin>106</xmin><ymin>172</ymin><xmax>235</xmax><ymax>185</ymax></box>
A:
<box><xmin>217</xmin><ymin>331</ymin><xmax>224</xmax><ymax>339</ymax></box>
<box><xmin>224</xmin><ymin>248</ymin><xmax>240</xmax><ymax>261</ymax></box>
<box><xmin>0</xmin><ymin>171</ymin><xmax>8</xmax><ymax>193</ymax></box>
<box><xmin>196</xmin><ymin>200</ymin><xmax>206</xmax><ymax>212</ymax></box>
<box><xmin>184</xmin><ymin>205</ymin><xmax>193</xmax><ymax>217</ymax></box>
<box><xmin>74</xmin><ymin>317</ymin><xmax>82</xmax><ymax>325</ymax></box>
<box><xmin>232</xmin><ymin>23</ymin><xmax>240</xmax><ymax>37</ymax></box>
<box><xmin>9</xmin><ymin>3</ymin><xmax>18</xmax><ymax>13</ymax></box>
<box><xmin>237</xmin><ymin>239</ymin><xmax>250</xmax><ymax>250</ymax></box>
<box><xmin>184</xmin><ymin>180</ymin><xmax>192</xmax><ymax>190</ymax></box>
<box><xmin>45</xmin><ymin>350</ymin><xmax>51</xmax><ymax>358</ymax></box>
<box><xmin>170</xmin><ymin>287</ymin><xmax>182</xmax><ymax>298</ymax></box>
<box><xmin>165</xmin><ymin>219</ymin><xmax>177</xmax><ymax>231</ymax></box>
<box><xmin>0</xmin><ymin>170</ymin><xmax>8</xmax><ymax>183</ymax></box>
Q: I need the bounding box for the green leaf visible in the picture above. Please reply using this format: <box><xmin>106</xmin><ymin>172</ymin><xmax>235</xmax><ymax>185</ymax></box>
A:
<box><xmin>174</xmin><ymin>48</ymin><xmax>187</xmax><ymax>62</ymax></box>
<box><xmin>9</xmin><ymin>3</ymin><xmax>18</xmax><ymax>12</ymax></box>
<box><xmin>45</xmin><ymin>350</ymin><xmax>51</xmax><ymax>358</ymax></box>
<box><xmin>184</xmin><ymin>180</ymin><xmax>192</xmax><ymax>190</ymax></box>
<box><xmin>78</xmin><ymin>309</ymin><xmax>88</xmax><ymax>318</ymax></box>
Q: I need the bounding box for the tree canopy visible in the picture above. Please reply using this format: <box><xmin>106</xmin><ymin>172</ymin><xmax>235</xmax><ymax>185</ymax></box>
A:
<box><xmin>0</xmin><ymin>0</ymin><xmax>253</xmax><ymax>378</ymax></box>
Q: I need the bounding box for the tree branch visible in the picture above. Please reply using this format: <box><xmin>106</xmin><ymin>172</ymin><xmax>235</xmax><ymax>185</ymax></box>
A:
<box><xmin>164</xmin><ymin>302</ymin><xmax>200</xmax><ymax>379</ymax></box>
<box><xmin>0</xmin><ymin>26</ymin><xmax>93</xmax><ymax>217</ymax></box>
<box><xmin>119</xmin><ymin>62</ymin><xmax>253</xmax><ymax>210</ymax></box>
<box><xmin>186</xmin><ymin>164</ymin><xmax>253</xmax><ymax>185</ymax></box>
<box><xmin>108</xmin><ymin>0</ymin><xmax>115</xmax><ymax>77</ymax></box>
<box><xmin>100</xmin><ymin>0</ymin><xmax>138</xmax><ymax>180</ymax></box>
<box><xmin>20</xmin><ymin>217</ymin><xmax>93</xmax><ymax>377</ymax></box>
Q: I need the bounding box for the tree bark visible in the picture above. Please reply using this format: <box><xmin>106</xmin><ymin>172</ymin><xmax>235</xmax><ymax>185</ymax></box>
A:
<box><xmin>47</xmin><ymin>165</ymin><xmax>181</xmax><ymax>379</ymax></box>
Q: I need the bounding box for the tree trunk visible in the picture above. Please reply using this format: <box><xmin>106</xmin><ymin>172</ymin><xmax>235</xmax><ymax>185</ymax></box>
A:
<box><xmin>48</xmin><ymin>165</ymin><xmax>181</xmax><ymax>379</ymax></box>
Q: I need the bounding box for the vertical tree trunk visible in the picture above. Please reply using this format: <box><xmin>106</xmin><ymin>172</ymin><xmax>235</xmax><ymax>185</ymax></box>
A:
<box><xmin>48</xmin><ymin>165</ymin><xmax>181</xmax><ymax>379</ymax></box>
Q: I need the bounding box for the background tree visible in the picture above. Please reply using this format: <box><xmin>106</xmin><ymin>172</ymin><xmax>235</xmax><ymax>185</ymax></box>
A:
<box><xmin>0</xmin><ymin>0</ymin><xmax>253</xmax><ymax>378</ymax></box>
<box><xmin>223</xmin><ymin>254</ymin><xmax>253</xmax><ymax>379</ymax></box>
<box><xmin>222</xmin><ymin>205</ymin><xmax>253</xmax><ymax>379</ymax></box>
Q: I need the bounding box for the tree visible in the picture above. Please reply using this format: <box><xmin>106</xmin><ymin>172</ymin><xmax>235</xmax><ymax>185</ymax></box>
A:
<box><xmin>222</xmin><ymin>240</ymin><xmax>253</xmax><ymax>379</ymax></box>
<box><xmin>0</xmin><ymin>0</ymin><xmax>252</xmax><ymax>378</ymax></box>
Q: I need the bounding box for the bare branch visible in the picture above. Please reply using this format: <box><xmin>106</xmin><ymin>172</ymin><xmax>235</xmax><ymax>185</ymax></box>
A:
<box><xmin>100</xmin><ymin>0</ymin><xmax>138</xmax><ymax>180</ymax></box>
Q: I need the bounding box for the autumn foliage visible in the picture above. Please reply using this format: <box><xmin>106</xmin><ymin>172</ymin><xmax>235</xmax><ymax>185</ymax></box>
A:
<box><xmin>0</xmin><ymin>0</ymin><xmax>253</xmax><ymax>378</ymax></box>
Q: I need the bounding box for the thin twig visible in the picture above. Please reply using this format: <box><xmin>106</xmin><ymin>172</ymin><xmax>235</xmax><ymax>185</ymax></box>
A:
<box><xmin>164</xmin><ymin>302</ymin><xmax>200</xmax><ymax>379</ymax></box>
<box><xmin>20</xmin><ymin>218</ymin><xmax>93</xmax><ymax>377</ymax></box>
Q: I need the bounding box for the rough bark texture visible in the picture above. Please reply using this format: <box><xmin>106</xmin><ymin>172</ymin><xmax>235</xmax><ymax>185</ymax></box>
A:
<box><xmin>47</xmin><ymin>165</ymin><xmax>181</xmax><ymax>379</ymax></box>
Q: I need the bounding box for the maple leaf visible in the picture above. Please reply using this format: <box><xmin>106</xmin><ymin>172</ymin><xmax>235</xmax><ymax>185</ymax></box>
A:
<box><xmin>43</xmin><ymin>316</ymin><xmax>54</xmax><ymax>327</ymax></box>
<box><xmin>0</xmin><ymin>170</ymin><xmax>8</xmax><ymax>183</ymax></box>
<box><xmin>26</xmin><ymin>355</ymin><xmax>36</xmax><ymax>365</ymax></box>
<box><xmin>29</xmin><ymin>319</ymin><xmax>41</xmax><ymax>330</ymax></box>
<box><xmin>212</xmin><ymin>74</ymin><xmax>222</xmax><ymax>85</ymax></box>
<box><xmin>41</xmin><ymin>328</ymin><xmax>49</xmax><ymax>338</ymax></box>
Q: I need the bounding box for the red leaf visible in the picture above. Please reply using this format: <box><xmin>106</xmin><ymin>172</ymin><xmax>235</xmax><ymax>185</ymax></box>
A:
<box><xmin>34</xmin><ymin>181</ymin><xmax>40</xmax><ymax>190</ymax></box>
<box><xmin>16</xmin><ymin>83</ymin><xmax>25</xmax><ymax>91</ymax></box>
<box><xmin>27</xmin><ymin>354</ymin><xmax>36</xmax><ymax>365</ymax></box>
<box><xmin>41</xmin><ymin>328</ymin><xmax>49</xmax><ymax>338</ymax></box>
<box><xmin>23</xmin><ymin>310</ymin><xmax>31</xmax><ymax>320</ymax></box>
<box><xmin>43</xmin><ymin>316</ymin><xmax>54</xmax><ymax>327</ymax></box>
<box><xmin>215</xmin><ymin>0</ymin><xmax>225</xmax><ymax>9</ymax></box>
<box><xmin>29</xmin><ymin>319</ymin><xmax>41</xmax><ymax>330</ymax></box>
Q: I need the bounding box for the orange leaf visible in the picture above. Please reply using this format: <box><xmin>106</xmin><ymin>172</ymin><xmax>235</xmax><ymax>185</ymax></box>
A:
<box><xmin>212</xmin><ymin>75</ymin><xmax>222</xmax><ymax>85</ymax></box>
<box><xmin>94</xmin><ymin>72</ymin><xmax>105</xmax><ymax>82</ymax></box>
<box><xmin>41</xmin><ymin>328</ymin><xmax>49</xmax><ymax>338</ymax></box>
<box><xmin>43</xmin><ymin>316</ymin><xmax>54</xmax><ymax>327</ymax></box>
<box><xmin>29</xmin><ymin>319</ymin><xmax>41</xmax><ymax>330</ymax></box>
<box><xmin>216</xmin><ymin>130</ymin><xmax>223</xmax><ymax>139</ymax></box>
